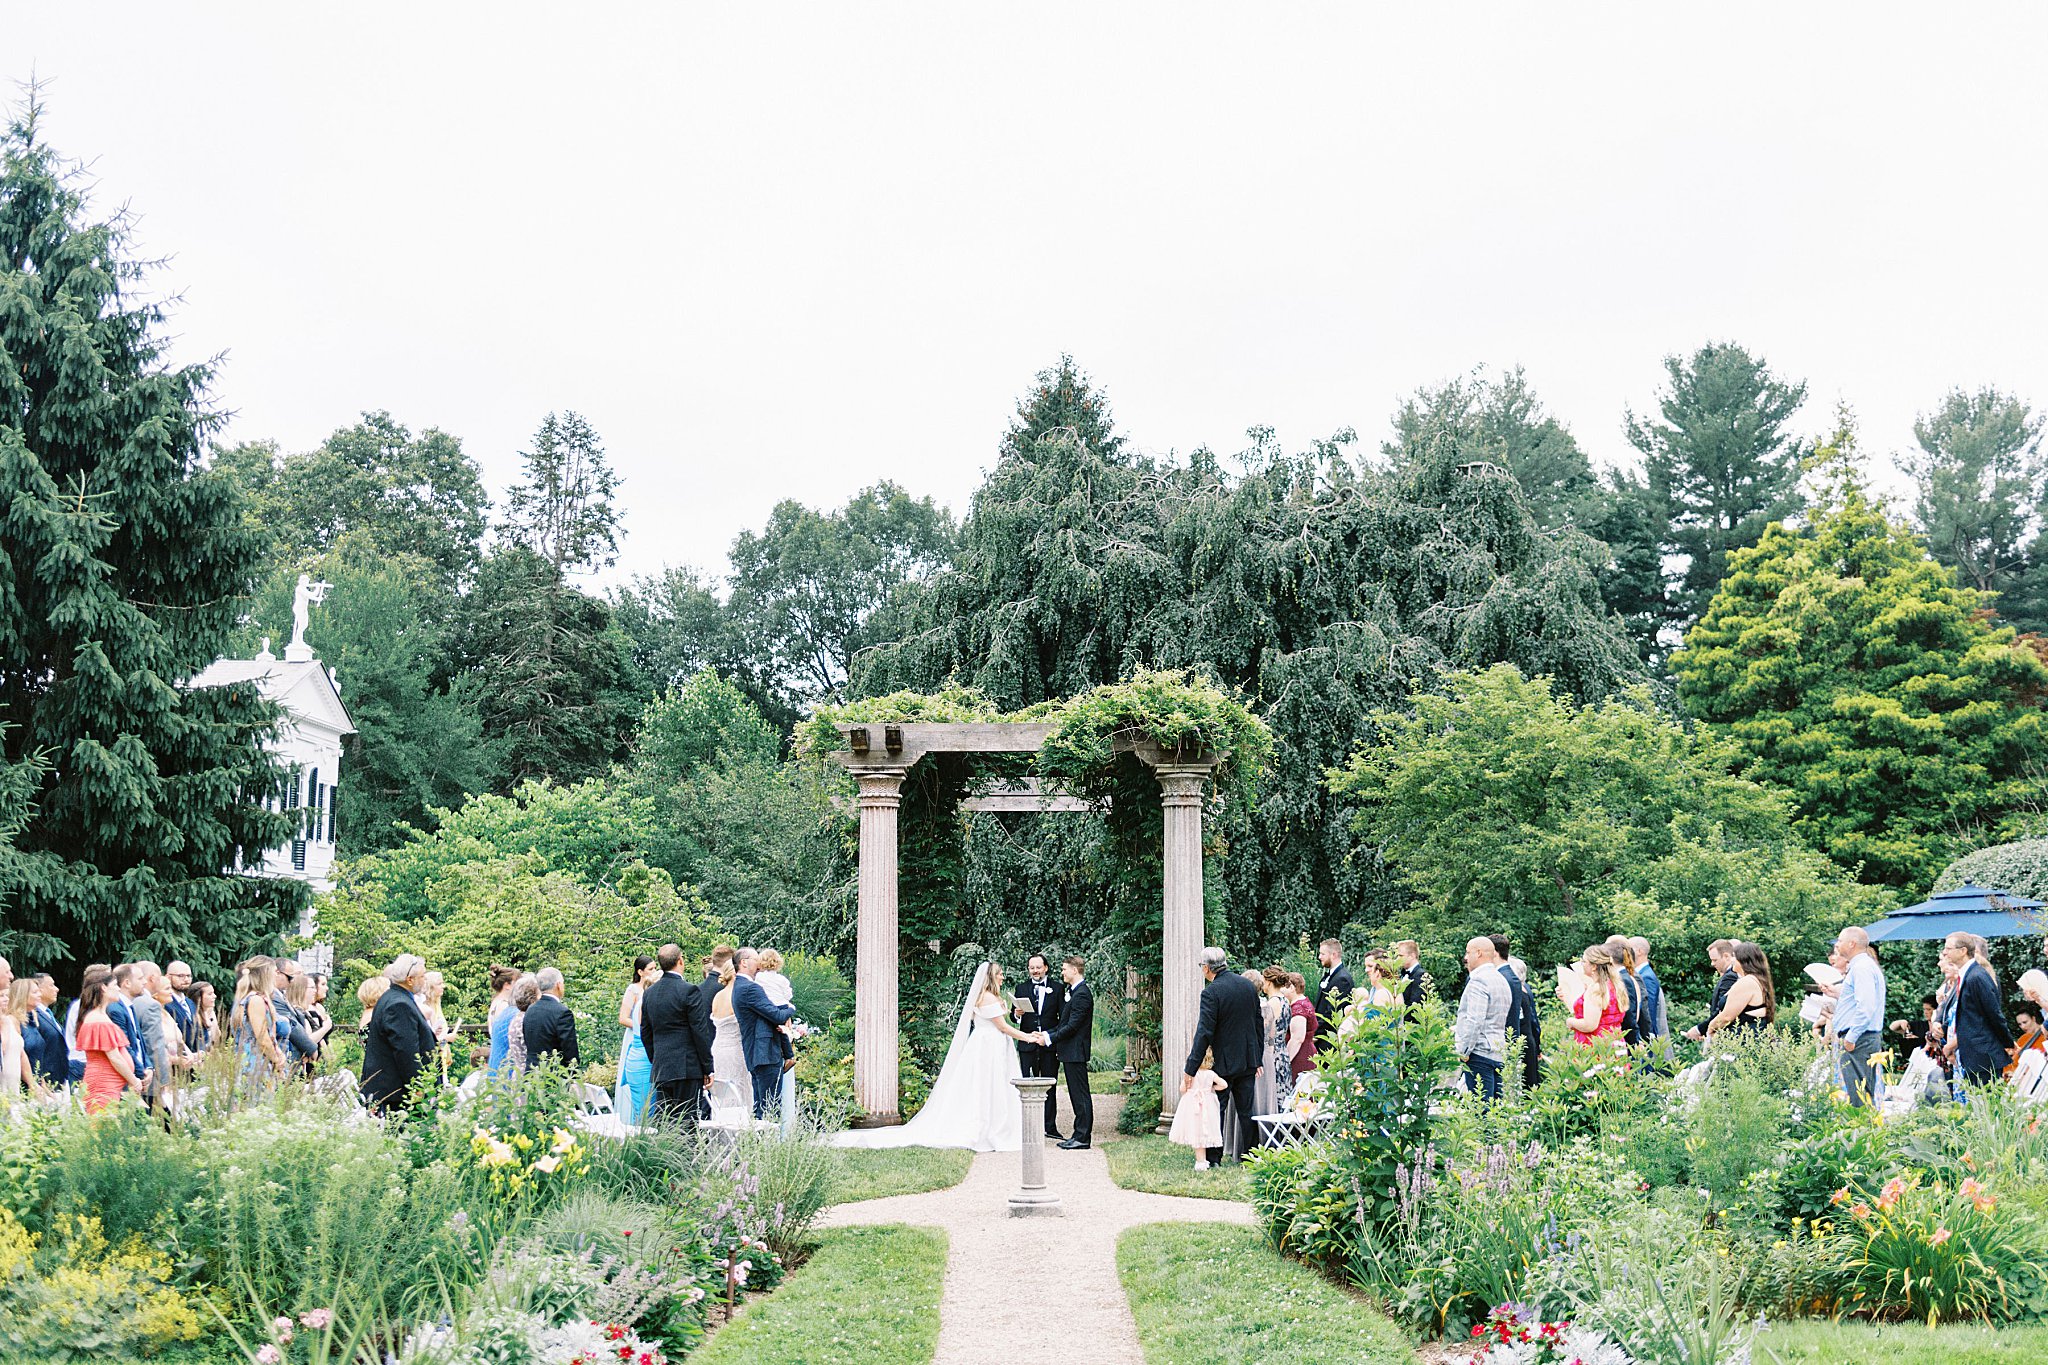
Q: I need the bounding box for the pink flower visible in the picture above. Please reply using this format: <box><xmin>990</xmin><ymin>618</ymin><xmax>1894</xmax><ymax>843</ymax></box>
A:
<box><xmin>1930</xmin><ymin>1227</ymin><xmax>1952</xmax><ymax>1246</ymax></box>
<box><xmin>256</xmin><ymin>1347</ymin><xmax>281</xmax><ymax>1365</ymax></box>
<box><xmin>299</xmin><ymin>1309</ymin><xmax>333</xmax><ymax>1330</ymax></box>
<box><xmin>1960</xmin><ymin>1177</ymin><xmax>1985</xmax><ymax>1199</ymax></box>
<box><xmin>1850</xmin><ymin>1202</ymin><xmax>1871</xmax><ymax>1219</ymax></box>
<box><xmin>272</xmin><ymin>1316</ymin><xmax>294</xmax><ymax>1343</ymax></box>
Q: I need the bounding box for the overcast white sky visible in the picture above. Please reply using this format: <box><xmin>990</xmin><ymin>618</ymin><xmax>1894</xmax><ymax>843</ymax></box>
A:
<box><xmin>14</xmin><ymin>5</ymin><xmax>2048</xmax><ymax>585</ymax></box>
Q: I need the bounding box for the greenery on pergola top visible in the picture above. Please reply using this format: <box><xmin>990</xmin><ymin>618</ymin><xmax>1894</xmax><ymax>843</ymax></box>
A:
<box><xmin>801</xmin><ymin>668</ymin><xmax>1274</xmax><ymax>810</ymax></box>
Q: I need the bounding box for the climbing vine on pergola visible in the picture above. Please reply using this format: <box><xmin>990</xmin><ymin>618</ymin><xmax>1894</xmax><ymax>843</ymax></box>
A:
<box><xmin>801</xmin><ymin>669</ymin><xmax>1271</xmax><ymax>1126</ymax></box>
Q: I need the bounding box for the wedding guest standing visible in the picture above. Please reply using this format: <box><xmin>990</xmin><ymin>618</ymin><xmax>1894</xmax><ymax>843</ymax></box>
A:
<box><xmin>26</xmin><ymin>976</ymin><xmax>69</xmax><ymax>1090</ymax></box>
<box><xmin>1454</xmin><ymin>938</ymin><xmax>1511</xmax><ymax>1100</ymax></box>
<box><xmin>75</xmin><ymin>973</ymin><xmax>143</xmax><ymax>1114</ymax></box>
<box><xmin>1260</xmin><ymin>966</ymin><xmax>1296</xmax><ymax>1111</ymax></box>
<box><xmin>362</xmin><ymin>956</ymin><xmax>436</xmax><ymax>1113</ymax></box>
<box><xmin>1629</xmin><ymin>937</ymin><xmax>1667</xmax><ymax>1040</ymax></box>
<box><xmin>1706</xmin><ymin>943</ymin><xmax>1776</xmax><ymax>1038</ymax></box>
<box><xmin>616</xmin><ymin>957</ymin><xmax>658</xmax><ymax>1122</ymax></box>
<box><xmin>1284</xmin><ymin>972</ymin><xmax>1316</xmax><ymax>1086</ymax></box>
<box><xmin>1490</xmin><ymin>934</ymin><xmax>1542</xmax><ymax>1089</ymax></box>
<box><xmin>731</xmin><ymin>949</ymin><xmax>794</xmax><ymax>1120</ymax></box>
<box><xmin>641</xmin><ymin>943</ymin><xmax>716</xmax><ymax>1127</ymax></box>
<box><xmin>483</xmin><ymin>965</ymin><xmax>520</xmax><ymax>1078</ymax></box>
<box><xmin>0</xmin><ymin>979</ymin><xmax>39</xmax><ymax>1102</ymax></box>
<box><xmin>231</xmin><ymin>958</ymin><xmax>286</xmax><ymax>1096</ymax></box>
<box><xmin>756</xmin><ymin>949</ymin><xmax>800</xmax><ymax>1133</ymax></box>
<box><xmin>1564</xmin><ymin>945</ymin><xmax>1627</xmax><ymax>1045</ymax></box>
<box><xmin>1245</xmin><ymin>969</ymin><xmax>1278</xmax><ymax>1117</ymax></box>
<box><xmin>1394</xmin><ymin>940</ymin><xmax>1427</xmax><ymax>1010</ymax></box>
<box><xmin>1947</xmin><ymin>931</ymin><xmax>2012</xmax><ymax>1086</ymax></box>
<box><xmin>1313</xmin><ymin>938</ymin><xmax>1354</xmax><ymax>1047</ymax></box>
<box><xmin>1684</xmin><ymin>940</ymin><xmax>1739</xmax><ymax>1042</ymax></box>
<box><xmin>1184</xmin><ymin>947</ymin><xmax>1264</xmax><ymax>1164</ymax></box>
<box><xmin>1829</xmin><ymin>926</ymin><xmax>1885</xmax><ymax>1107</ymax></box>
<box><xmin>521</xmin><ymin>968</ymin><xmax>581</xmax><ymax>1069</ymax></box>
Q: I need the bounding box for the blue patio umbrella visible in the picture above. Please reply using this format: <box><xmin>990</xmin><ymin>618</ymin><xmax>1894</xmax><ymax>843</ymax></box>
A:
<box><xmin>1865</xmin><ymin>882</ymin><xmax>2047</xmax><ymax>942</ymax></box>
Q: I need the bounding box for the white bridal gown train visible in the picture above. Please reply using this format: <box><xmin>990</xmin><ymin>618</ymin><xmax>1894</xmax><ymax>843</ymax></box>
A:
<box><xmin>835</xmin><ymin>964</ymin><xmax>1022</xmax><ymax>1152</ymax></box>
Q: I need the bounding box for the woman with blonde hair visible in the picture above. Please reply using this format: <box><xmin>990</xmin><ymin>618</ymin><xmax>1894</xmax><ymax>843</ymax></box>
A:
<box><xmin>1564</xmin><ymin>944</ymin><xmax>1626</xmax><ymax>1045</ymax></box>
<box><xmin>285</xmin><ymin>972</ymin><xmax>331</xmax><ymax>1077</ymax></box>
<box><xmin>755</xmin><ymin>948</ymin><xmax>799</xmax><ymax>1133</ymax></box>
<box><xmin>356</xmin><ymin>974</ymin><xmax>391</xmax><ymax>1039</ymax></box>
<box><xmin>1</xmin><ymin>978</ymin><xmax>47</xmax><ymax>1102</ymax></box>
<box><xmin>709</xmin><ymin>957</ymin><xmax>751</xmax><ymax>1119</ymax></box>
<box><xmin>232</xmin><ymin>958</ymin><xmax>287</xmax><ymax>1092</ymax></box>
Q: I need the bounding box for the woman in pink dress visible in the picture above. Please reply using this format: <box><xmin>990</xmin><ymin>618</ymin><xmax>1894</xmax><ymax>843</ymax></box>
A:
<box><xmin>1565</xmin><ymin>944</ymin><xmax>1626</xmax><ymax>1046</ymax></box>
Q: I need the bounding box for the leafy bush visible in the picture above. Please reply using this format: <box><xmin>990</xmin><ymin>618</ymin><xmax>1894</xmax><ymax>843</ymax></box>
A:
<box><xmin>1686</xmin><ymin>1073</ymin><xmax>1789</xmax><ymax>1199</ymax></box>
<box><xmin>1117</xmin><ymin>1065</ymin><xmax>1162</xmax><ymax>1137</ymax></box>
<box><xmin>31</xmin><ymin>1103</ymin><xmax>204</xmax><ymax>1248</ymax></box>
<box><xmin>793</xmin><ymin>1015</ymin><xmax>931</xmax><ymax>1130</ymax></box>
<box><xmin>779</xmin><ymin>951</ymin><xmax>849</xmax><ymax>1027</ymax></box>
<box><xmin>1779</xmin><ymin>1117</ymin><xmax>1900</xmax><ymax>1221</ymax></box>
<box><xmin>1316</xmin><ymin>995</ymin><xmax>1459</xmax><ymax>1227</ymax></box>
<box><xmin>726</xmin><ymin>1128</ymin><xmax>839</xmax><ymax>1260</ymax></box>
<box><xmin>1247</xmin><ymin>1145</ymin><xmax>1364</xmax><ymax>1271</ymax></box>
<box><xmin>0</xmin><ymin>1206</ymin><xmax>206</xmax><ymax>1358</ymax></box>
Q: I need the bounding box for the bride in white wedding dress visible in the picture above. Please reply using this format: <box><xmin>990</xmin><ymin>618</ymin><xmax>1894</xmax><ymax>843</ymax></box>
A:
<box><xmin>836</xmin><ymin>961</ymin><xmax>1037</xmax><ymax>1152</ymax></box>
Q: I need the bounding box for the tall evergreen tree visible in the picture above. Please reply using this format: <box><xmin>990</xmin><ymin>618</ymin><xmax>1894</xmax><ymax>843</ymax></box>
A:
<box><xmin>449</xmin><ymin>547</ymin><xmax>639</xmax><ymax>792</ymax></box>
<box><xmin>0</xmin><ymin>98</ymin><xmax>301</xmax><ymax>977</ymax></box>
<box><xmin>1628</xmin><ymin>342</ymin><xmax>1807</xmax><ymax>627</ymax></box>
<box><xmin>503</xmin><ymin>411</ymin><xmax>622</xmax><ymax>576</ymax></box>
<box><xmin>1674</xmin><ymin>417</ymin><xmax>2048</xmax><ymax>889</ymax></box>
<box><xmin>1905</xmin><ymin>386</ymin><xmax>2043</xmax><ymax>608</ymax></box>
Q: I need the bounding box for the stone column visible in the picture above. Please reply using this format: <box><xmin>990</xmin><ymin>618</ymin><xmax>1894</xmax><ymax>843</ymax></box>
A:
<box><xmin>853</xmin><ymin>768</ymin><xmax>907</xmax><ymax>1124</ymax></box>
<box><xmin>1008</xmin><ymin>1077</ymin><xmax>1062</xmax><ymax>1216</ymax></box>
<box><xmin>1154</xmin><ymin>765</ymin><xmax>1210</xmax><ymax>1124</ymax></box>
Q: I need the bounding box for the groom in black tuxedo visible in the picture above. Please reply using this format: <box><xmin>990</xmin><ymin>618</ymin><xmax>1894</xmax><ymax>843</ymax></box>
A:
<box><xmin>1016</xmin><ymin>954</ymin><xmax>1064</xmax><ymax>1138</ymax></box>
<box><xmin>1047</xmin><ymin>956</ymin><xmax>1094</xmax><ymax>1149</ymax></box>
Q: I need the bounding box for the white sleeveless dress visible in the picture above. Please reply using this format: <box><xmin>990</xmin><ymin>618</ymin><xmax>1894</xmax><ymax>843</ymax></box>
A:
<box><xmin>710</xmin><ymin>1005</ymin><xmax>753</xmax><ymax>1120</ymax></box>
<box><xmin>837</xmin><ymin>998</ymin><xmax>1022</xmax><ymax>1151</ymax></box>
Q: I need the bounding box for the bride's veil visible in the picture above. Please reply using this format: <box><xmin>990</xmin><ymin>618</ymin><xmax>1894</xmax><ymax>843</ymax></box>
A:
<box><xmin>929</xmin><ymin>961</ymin><xmax>992</xmax><ymax>1087</ymax></box>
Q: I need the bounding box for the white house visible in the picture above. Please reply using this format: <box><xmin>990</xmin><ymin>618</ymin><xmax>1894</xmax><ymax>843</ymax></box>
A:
<box><xmin>189</xmin><ymin>578</ymin><xmax>356</xmax><ymax>950</ymax></box>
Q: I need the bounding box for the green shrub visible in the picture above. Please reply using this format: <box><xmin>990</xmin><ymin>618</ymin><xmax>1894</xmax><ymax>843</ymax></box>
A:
<box><xmin>0</xmin><ymin>1205</ymin><xmax>207</xmax><ymax>1358</ymax></box>
<box><xmin>1316</xmin><ymin>996</ymin><xmax>1459</xmax><ymax>1227</ymax></box>
<box><xmin>794</xmin><ymin>1016</ymin><xmax>930</xmax><ymax>1130</ymax></box>
<box><xmin>31</xmin><ymin>1104</ymin><xmax>204</xmax><ymax>1248</ymax></box>
<box><xmin>1686</xmin><ymin>1073</ymin><xmax>1789</xmax><ymax>1199</ymax></box>
<box><xmin>1779</xmin><ymin>1117</ymin><xmax>1900</xmax><ymax>1221</ymax></box>
<box><xmin>780</xmin><ymin>952</ymin><xmax>849</xmax><ymax>1026</ymax></box>
<box><xmin>1246</xmin><ymin>1145</ymin><xmax>1363</xmax><ymax>1271</ymax></box>
<box><xmin>1117</xmin><ymin>1066</ymin><xmax>1161</xmax><ymax>1137</ymax></box>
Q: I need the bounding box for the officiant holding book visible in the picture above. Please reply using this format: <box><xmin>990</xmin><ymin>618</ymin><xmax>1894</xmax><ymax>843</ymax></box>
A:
<box><xmin>1015</xmin><ymin>953</ymin><xmax>1064</xmax><ymax>1139</ymax></box>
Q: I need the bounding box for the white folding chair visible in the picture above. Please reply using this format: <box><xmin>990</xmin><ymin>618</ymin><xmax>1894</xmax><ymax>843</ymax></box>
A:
<box><xmin>457</xmin><ymin>1069</ymin><xmax>485</xmax><ymax>1099</ymax></box>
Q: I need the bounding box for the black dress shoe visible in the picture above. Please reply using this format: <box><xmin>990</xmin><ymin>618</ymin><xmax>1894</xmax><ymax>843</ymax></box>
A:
<box><xmin>1057</xmin><ymin>1138</ymin><xmax>1090</xmax><ymax>1149</ymax></box>
<box><xmin>1044</xmin><ymin>1131</ymin><xmax>1064</xmax><ymax>1140</ymax></box>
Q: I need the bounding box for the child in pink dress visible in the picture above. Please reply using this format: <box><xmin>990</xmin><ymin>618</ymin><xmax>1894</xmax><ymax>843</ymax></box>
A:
<box><xmin>1168</xmin><ymin>1050</ymin><xmax>1227</xmax><ymax>1169</ymax></box>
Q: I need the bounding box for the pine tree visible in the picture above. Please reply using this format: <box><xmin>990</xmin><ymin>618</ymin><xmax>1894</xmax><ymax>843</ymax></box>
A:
<box><xmin>1905</xmin><ymin>387</ymin><xmax>2042</xmax><ymax>608</ymax></box>
<box><xmin>503</xmin><ymin>411</ymin><xmax>621</xmax><ymax>575</ymax></box>
<box><xmin>450</xmin><ymin>547</ymin><xmax>639</xmax><ymax>791</ymax></box>
<box><xmin>0</xmin><ymin>97</ymin><xmax>301</xmax><ymax>977</ymax></box>
<box><xmin>1675</xmin><ymin>422</ymin><xmax>2048</xmax><ymax>889</ymax></box>
<box><xmin>1628</xmin><ymin>342</ymin><xmax>1807</xmax><ymax>627</ymax></box>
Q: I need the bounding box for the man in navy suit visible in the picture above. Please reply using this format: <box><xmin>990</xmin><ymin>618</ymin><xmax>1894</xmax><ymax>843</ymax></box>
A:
<box><xmin>1046</xmin><ymin>956</ymin><xmax>1094</xmax><ymax>1149</ymax></box>
<box><xmin>731</xmin><ymin>948</ymin><xmax>795</xmax><ymax>1119</ymax></box>
<box><xmin>1946</xmin><ymin>932</ymin><xmax>2014</xmax><ymax>1086</ymax></box>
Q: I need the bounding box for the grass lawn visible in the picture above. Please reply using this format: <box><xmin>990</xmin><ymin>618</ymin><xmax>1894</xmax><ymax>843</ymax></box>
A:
<box><xmin>691</xmin><ymin>1225</ymin><xmax>947</xmax><ymax>1365</ymax></box>
<box><xmin>1104</xmin><ymin>1134</ymin><xmax>1249</xmax><ymax>1200</ymax></box>
<box><xmin>830</xmin><ymin>1145</ymin><xmax>974</xmax><ymax>1204</ymax></box>
<box><xmin>1754</xmin><ymin>1318</ymin><xmax>2048</xmax><ymax>1363</ymax></box>
<box><xmin>1118</xmin><ymin>1222</ymin><xmax>1408</xmax><ymax>1365</ymax></box>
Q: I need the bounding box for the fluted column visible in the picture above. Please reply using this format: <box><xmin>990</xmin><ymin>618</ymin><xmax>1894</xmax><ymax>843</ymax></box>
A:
<box><xmin>854</xmin><ymin>768</ymin><xmax>907</xmax><ymax>1124</ymax></box>
<box><xmin>1154</xmin><ymin>765</ymin><xmax>1210</xmax><ymax>1124</ymax></box>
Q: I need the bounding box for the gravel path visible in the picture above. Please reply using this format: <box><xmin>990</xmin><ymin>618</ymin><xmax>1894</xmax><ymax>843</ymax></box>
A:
<box><xmin>821</xmin><ymin>1139</ymin><xmax>1255</xmax><ymax>1365</ymax></box>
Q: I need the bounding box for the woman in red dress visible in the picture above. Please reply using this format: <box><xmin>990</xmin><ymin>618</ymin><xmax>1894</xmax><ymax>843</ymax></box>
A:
<box><xmin>1564</xmin><ymin>944</ymin><xmax>1627</xmax><ymax>1046</ymax></box>
<box><xmin>75</xmin><ymin>970</ymin><xmax>143</xmax><ymax>1114</ymax></box>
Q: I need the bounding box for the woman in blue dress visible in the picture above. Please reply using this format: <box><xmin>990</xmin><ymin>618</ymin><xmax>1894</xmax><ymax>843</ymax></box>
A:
<box><xmin>615</xmin><ymin>956</ymin><xmax>658</xmax><ymax>1122</ymax></box>
<box><xmin>483</xmin><ymin>965</ymin><xmax>520</xmax><ymax>1079</ymax></box>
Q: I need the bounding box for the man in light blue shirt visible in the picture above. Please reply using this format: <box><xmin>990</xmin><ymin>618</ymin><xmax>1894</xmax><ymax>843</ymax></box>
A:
<box><xmin>1831</xmin><ymin>926</ymin><xmax>1886</xmax><ymax>1107</ymax></box>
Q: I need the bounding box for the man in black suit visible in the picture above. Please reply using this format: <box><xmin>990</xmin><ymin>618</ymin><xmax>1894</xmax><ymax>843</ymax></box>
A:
<box><xmin>521</xmin><ymin>967</ymin><xmax>580</xmax><ymax>1068</ymax></box>
<box><xmin>1184</xmin><ymin>946</ymin><xmax>1264</xmax><ymax>1164</ymax></box>
<box><xmin>1490</xmin><ymin>933</ymin><xmax>1542</xmax><ymax>1090</ymax></box>
<box><xmin>1046</xmin><ymin>956</ymin><xmax>1094</xmax><ymax>1148</ymax></box>
<box><xmin>1016</xmin><ymin>953</ymin><xmax>1064</xmax><ymax>1138</ymax></box>
<box><xmin>641</xmin><ymin>943</ymin><xmax>716</xmax><ymax>1127</ymax></box>
<box><xmin>1395</xmin><ymin>939</ymin><xmax>1427</xmax><ymax>1010</ymax></box>
<box><xmin>1683</xmin><ymin>940</ymin><xmax>1739</xmax><ymax>1043</ymax></box>
<box><xmin>1313</xmin><ymin>937</ymin><xmax>1355</xmax><ymax>1047</ymax></box>
<box><xmin>362</xmin><ymin>954</ymin><xmax>436</xmax><ymax>1114</ymax></box>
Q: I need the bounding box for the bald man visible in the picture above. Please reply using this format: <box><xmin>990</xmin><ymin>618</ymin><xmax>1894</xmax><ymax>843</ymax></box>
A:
<box><xmin>1453</xmin><ymin>937</ymin><xmax>1510</xmax><ymax>1101</ymax></box>
<box><xmin>1831</xmin><ymin>926</ymin><xmax>1886</xmax><ymax>1107</ymax></box>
